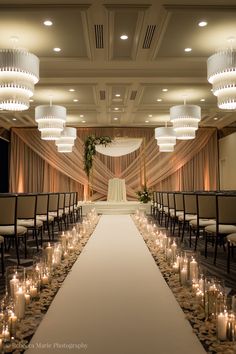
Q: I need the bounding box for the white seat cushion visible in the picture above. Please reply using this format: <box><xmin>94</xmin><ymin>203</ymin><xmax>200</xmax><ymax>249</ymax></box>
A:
<box><xmin>49</xmin><ymin>210</ymin><xmax>63</xmax><ymax>218</ymax></box>
<box><xmin>190</xmin><ymin>219</ymin><xmax>216</xmax><ymax>227</ymax></box>
<box><xmin>37</xmin><ymin>214</ymin><xmax>54</xmax><ymax>222</ymax></box>
<box><xmin>205</xmin><ymin>224</ymin><xmax>236</xmax><ymax>234</ymax></box>
<box><xmin>163</xmin><ymin>207</ymin><xmax>168</xmax><ymax>213</ymax></box>
<box><xmin>17</xmin><ymin>219</ymin><xmax>43</xmax><ymax>228</ymax></box>
<box><xmin>226</xmin><ymin>233</ymin><xmax>236</xmax><ymax>245</ymax></box>
<box><xmin>0</xmin><ymin>225</ymin><xmax>27</xmax><ymax>236</ymax></box>
<box><xmin>178</xmin><ymin>214</ymin><xmax>197</xmax><ymax>222</ymax></box>
<box><xmin>170</xmin><ymin>210</ymin><xmax>183</xmax><ymax>218</ymax></box>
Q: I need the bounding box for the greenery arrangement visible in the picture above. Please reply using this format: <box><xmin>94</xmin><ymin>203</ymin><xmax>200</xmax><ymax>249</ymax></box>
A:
<box><xmin>84</xmin><ymin>135</ymin><xmax>112</xmax><ymax>178</ymax></box>
<box><xmin>136</xmin><ymin>185</ymin><xmax>152</xmax><ymax>203</ymax></box>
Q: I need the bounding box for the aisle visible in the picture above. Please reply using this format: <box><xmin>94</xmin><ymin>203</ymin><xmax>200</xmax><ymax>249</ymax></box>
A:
<box><xmin>27</xmin><ymin>215</ymin><xmax>205</xmax><ymax>354</ymax></box>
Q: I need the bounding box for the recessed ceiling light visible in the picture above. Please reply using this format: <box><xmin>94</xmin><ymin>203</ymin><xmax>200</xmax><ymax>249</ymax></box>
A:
<box><xmin>73</xmin><ymin>99</ymin><xmax>78</xmax><ymax>102</ymax></box>
<box><xmin>210</xmin><ymin>89</ymin><xmax>213</xmax><ymax>92</ymax></box>
<box><xmin>120</xmin><ymin>34</ymin><xmax>128</xmax><ymax>40</ymax></box>
<box><xmin>145</xmin><ymin>120</ymin><xmax>149</xmax><ymax>123</ymax></box>
<box><xmin>80</xmin><ymin>114</ymin><xmax>84</xmax><ymax>118</ymax></box>
<box><xmin>114</xmin><ymin>107</ymin><xmax>119</xmax><ymax>111</ymax></box>
<box><xmin>184</xmin><ymin>48</ymin><xmax>192</xmax><ymax>52</ymax></box>
<box><xmin>162</xmin><ymin>88</ymin><xmax>168</xmax><ymax>92</ymax></box>
<box><xmin>82</xmin><ymin>120</ymin><xmax>86</xmax><ymax>123</ymax></box>
<box><xmin>200</xmin><ymin>98</ymin><xmax>205</xmax><ymax>102</ymax></box>
<box><xmin>115</xmin><ymin>94</ymin><xmax>121</xmax><ymax>97</ymax></box>
<box><xmin>148</xmin><ymin>114</ymin><xmax>152</xmax><ymax>118</ymax></box>
<box><xmin>44</xmin><ymin>20</ymin><xmax>53</xmax><ymax>26</ymax></box>
<box><xmin>113</xmin><ymin>117</ymin><xmax>118</xmax><ymax>121</ymax></box>
<box><xmin>69</xmin><ymin>89</ymin><xmax>75</xmax><ymax>92</ymax></box>
<box><xmin>29</xmin><ymin>99</ymin><xmax>34</xmax><ymax>102</ymax></box>
<box><xmin>157</xmin><ymin>98</ymin><xmax>162</xmax><ymax>102</ymax></box>
<box><xmin>53</xmin><ymin>47</ymin><xmax>61</xmax><ymax>52</ymax></box>
<box><xmin>214</xmin><ymin>117</ymin><xmax>218</xmax><ymax>120</ymax></box>
<box><xmin>12</xmin><ymin>118</ymin><xmax>17</xmax><ymax>121</ymax></box>
<box><xmin>198</xmin><ymin>21</ymin><xmax>207</xmax><ymax>27</ymax></box>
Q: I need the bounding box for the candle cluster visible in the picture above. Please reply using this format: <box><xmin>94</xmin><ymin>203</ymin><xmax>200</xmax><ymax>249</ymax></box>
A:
<box><xmin>133</xmin><ymin>210</ymin><xmax>236</xmax><ymax>344</ymax></box>
<box><xmin>0</xmin><ymin>209</ymin><xmax>99</xmax><ymax>351</ymax></box>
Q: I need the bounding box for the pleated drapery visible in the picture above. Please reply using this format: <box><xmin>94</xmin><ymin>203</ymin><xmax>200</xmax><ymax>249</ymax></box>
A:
<box><xmin>10</xmin><ymin>127</ymin><xmax>219</xmax><ymax>200</ymax></box>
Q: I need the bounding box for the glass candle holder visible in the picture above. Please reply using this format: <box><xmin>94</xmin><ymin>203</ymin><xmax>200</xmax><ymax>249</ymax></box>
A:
<box><xmin>5</xmin><ymin>266</ymin><xmax>25</xmax><ymax>300</ymax></box>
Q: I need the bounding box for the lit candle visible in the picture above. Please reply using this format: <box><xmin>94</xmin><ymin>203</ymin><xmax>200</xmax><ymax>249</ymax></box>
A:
<box><xmin>180</xmin><ymin>266</ymin><xmax>188</xmax><ymax>286</ymax></box>
<box><xmin>2</xmin><ymin>325</ymin><xmax>10</xmax><ymax>341</ymax></box>
<box><xmin>41</xmin><ymin>274</ymin><xmax>49</xmax><ymax>285</ymax></box>
<box><xmin>63</xmin><ymin>251</ymin><xmax>69</xmax><ymax>258</ymax></box>
<box><xmin>46</xmin><ymin>243</ymin><xmax>53</xmax><ymax>266</ymax></box>
<box><xmin>166</xmin><ymin>248</ymin><xmax>172</xmax><ymax>264</ymax></box>
<box><xmin>0</xmin><ymin>338</ymin><xmax>2</xmax><ymax>350</ymax></box>
<box><xmin>172</xmin><ymin>262</ymin><xmax>179</xmax><ymax>273</ymax></box>
<box><xmin>61</xmin><ymin>232</ymin><xmax>67</xmax><ymax>250</ymax></box>
<box><xmin>10</xmin><ymin>275</ymin><xmax>19</xmax><ymax>299</ymax></box>
<box><xmin>171</xmin><ymin>241</ymin><xmax>177</xmax><ymax>261</ymax></box>
<box><xmin>25</xmin><ymin>293</ymin><xmax>31</xmax><ymax>305</ymax></box>
<box><xmin>30</xmin><ymin>285</ymin><xmax>38</xmax><ymax>298</ymax></box>
<box><xmin>217</xmin><ymin>312</ymin><xmax>228</xmax><ymax>340</ymax></box>
<box><xmin>8</xmin><ymin>312</ymin><xmax>17</xmax><ymax>337</ymax></box>
<box><xmin>15</xmin><ymin>287</ymin><xmax>25</xmax><ymax>320</ymax></box>
<box><xmin>72</xmin><ymin>226</ymin><xmax>76</xmax><ymax>238</ymax></box>
<box><xmin>198</xmin><ymin>276</ymin><xmax>204</xmax><ymax>292</ymax></box>
<box><xmin>227</xmin><ymin>313</ymin><xmax>235</xmax><ymax>341</ymax></box>
<box><xmin>68</xmin><ymin>245</ymin><xmax>74</xmax><ymax>253</ymax></box>
<box><xmin>190</xmin><ymin>258</ymin><xmax>198</xmax><ymax>282</ymax></box>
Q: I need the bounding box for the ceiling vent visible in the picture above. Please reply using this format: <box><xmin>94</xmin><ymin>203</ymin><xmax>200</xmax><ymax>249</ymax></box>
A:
<box><xmin>130</xmin><ymin>91</ymin><xmax>137</xmax><ymax>100</ymax></box>
<box><xmin>142</xmin><ymin>25</ymin><xmax>156</xmax><ymax>49</ymax></box>
<box><xmin>94</xmin><ymin>25</ymin><xmax>104</xmax><ymax>49</ymax></box>
<box><xmin>99</xmin><ymin>90</ymin><xmax>106</xmax><ymax>100</ymax></box>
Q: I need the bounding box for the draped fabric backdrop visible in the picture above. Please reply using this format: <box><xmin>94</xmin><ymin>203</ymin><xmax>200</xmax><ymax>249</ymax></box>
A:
<box><xmin>10</xmin><ymin>127</ymin><xmax>219</xmax><ymax>200</ymax></box>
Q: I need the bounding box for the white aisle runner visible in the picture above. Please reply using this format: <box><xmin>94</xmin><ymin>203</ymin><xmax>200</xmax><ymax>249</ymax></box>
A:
<box><xmin>27</xmin><ymin>215</ymin><xmax>206</xmax><ymax>354</ymax></box>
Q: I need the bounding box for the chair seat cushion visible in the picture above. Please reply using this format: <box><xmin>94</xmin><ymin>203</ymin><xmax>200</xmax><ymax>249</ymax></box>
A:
<box><xmin>70</xmin><ymin>206</ymin><xmax>74</xmax><ymax>212</ymax></box>
<box><xmin>163</xmin><ymin>207</ymin><xmax>168</xmax><ymax>213</ymax></box>
<box><xmin>178</xmin><ymin>214</ymin><xmax>197</xmax><ymax>222</ymax></box>
<box><xmin>64</xmin><ymin>207</ymin><xmax>70</xmax><ymax>214</ymax></box>
<box><xmin>17</xmin><ymin>219</ymin><xmax>43</xmax><ymax>228</ymax></box>
<box><xmin>49</xmin><ymin>210</ymin><xmax>63</xmax><ymax>218</ymax></box>
<box><xmin>170</xmin><ymin>210</ymin><xmax>184</xmax><ymax>218</ymax></box>
<box><xmin>0</xmin><ymin>225</ymin><xmax>27</xmax><ymax>236</ymax></box>
<box><xmin>205</xmin><ymin>224</ymin><xmax>236</xmax><ymax>234</ymax></box>
<box><xmin>37</xmin><ymin>214</ymin><xmax>54</xmax><ymax>222</ymax></box>
<box><xmin>190</xmin><ymin>219</ymin><xmax>216</xmax><ymax>227</ymax></box>
<box><xmin>226</xmin><ymin>233</ymin><xmax>236</xmax><ymax>245</ymax></box>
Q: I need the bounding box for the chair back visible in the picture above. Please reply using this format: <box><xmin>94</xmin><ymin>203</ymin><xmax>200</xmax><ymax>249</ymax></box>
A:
<box><xmin>73</xmin><ymin>192</ymin><xmax>78</xmax><ymax>206</ymax></box>
<box><xmin>36</xmin><ymin>194</ymin><xmax>48</xmax><ymax>215</ymax></box>
<box><xmin>0</xmin><ymin>195</ymin><xmax>17</xmax><ymax>225</ymax></box>
<box><xmin>183</xmin><ymin>193</ymin><xmax>197</xmax><ymax>214</ymax></box>
<box><xmin>48</xmin><ymin>193</ymin><xmax>59</xmax><ymax>213</ymax></box>
<box><xmin>174</xmin><ymin>193</ymin><xmax>184</xmax><ymax>211</ymax></box>
<box><xmin>217</xmin><ymin>195</ymin><xmax>236</xmax><ymax>224</ymax></box>
<box><xmin>197</xmin><ymin>194</ymin><xmax>216</xmax><ymax>219</ymax></box>
<box><xmin>168</xmin><ymin>192</ymin><xmax>175</xmax><ymax>209</ymax></box>
<box><xmin>59</xmin><ymin>193</ymin><xmax>65</xmax><ymax>210</ymax></box>
<box><xmin>162</xmin><ymin>192</ymin><xmax>168</xmax><ymax>208</ymax></box>
<box><xmin>65</xmin><ymin>193</ymin><xmax>70</xmax><ymax>208</ymax></box>
<box><xmin>17</xmin><ymin>194</ymin><xmax>36</xmax><ymax>219</ymax></box>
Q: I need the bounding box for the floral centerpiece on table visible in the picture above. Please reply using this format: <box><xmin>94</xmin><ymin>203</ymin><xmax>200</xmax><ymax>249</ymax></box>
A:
<box><xmin>136</xmin><ymin>185</ymin><xmax>152</xmax><ymax>203</ymax></box>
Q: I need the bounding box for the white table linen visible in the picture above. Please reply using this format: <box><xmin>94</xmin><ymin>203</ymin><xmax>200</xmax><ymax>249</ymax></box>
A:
<box><xmin>107</xmin><ymin>178</ymin><xmax>126</xmax><ymax>202</ymax></box>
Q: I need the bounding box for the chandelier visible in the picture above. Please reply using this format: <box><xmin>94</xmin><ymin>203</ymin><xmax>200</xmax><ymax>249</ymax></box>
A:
<box><xmin>155</xmin><ymin>126</ymin><xmax>176</xmax><ymax>152</ymax></box>
<box><xmin>207</xmin><ymin>42</ymin><xmax>236</xmax><ymax>109</ymax></box>
<box><xmin>0</xmin><ymin>39</ymin><xmax>39</xmax><ymax>111</ymax></box>
<box><xmin>170</xmin><ymin>100</ymin><xmax>201</xmax><ymax>140</ymax></box>
<box><xmin>55</xmin><ymin>127</ymin><xmax>77</xmax><ymax>153</ymax></box>
<box><xmin>35</xmin><ymin>100</ymin><xmax>66</xmax><ymax>140</ymax></box>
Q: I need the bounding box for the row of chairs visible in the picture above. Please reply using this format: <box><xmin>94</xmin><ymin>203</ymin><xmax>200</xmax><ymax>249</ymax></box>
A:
<box><xmin>0</xmin><ymin>192</ymin><xmax>82</xmax><ymax>268</ymax></box>
<box><xmin>151</xmin><ymin>191</ymin><xmax>236</xmax><ymax>273</ymax></box>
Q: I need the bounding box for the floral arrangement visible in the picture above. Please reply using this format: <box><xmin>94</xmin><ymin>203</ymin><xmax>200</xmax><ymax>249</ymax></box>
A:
<box><xmin>136</xmin><ymin>185</ymin><xmax>152</xmax><ymax>203</ymax></box>
<box><xmin>84</xmin><ymin>135</ymin><xmax>112</xmax><ymax>178</ymax></box>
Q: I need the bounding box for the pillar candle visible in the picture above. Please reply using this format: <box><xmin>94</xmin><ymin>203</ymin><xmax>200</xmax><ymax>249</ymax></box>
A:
<box><xmin>10</xmin><ymin>275</ymin><xmax>19</xmax><ymax>299</ymax></box>
<box><xmin>172</xmin><ymin>262</ymin><xmax>179</xmax><ymax>273</ymax></box>
<box><xmin>2</xmin><ymin>325</ymin><xmax>10</xmax><ymax>341</ymax></box>
<box><xmin>30</xmin><ymin>285</ymin><xmax>38</xmax><ymax>298</ymax></box>
<box><xmin>8</xmin><ymin>312</ymin><xmax>17</xmax><ymax>337</ymax></box>
<box><xmin>61</xmin><ymin>232</ymin><xmax>67</xmax><ymax>250</ymax></box>
<box><xmin>72</xmin><ymin>227</ymin><xmax>76</xmax><ymax>238</ymax></box>
<box><xmin>190</xmin><ymin>258</ymin><xmax>199</xmax><ymax>282</ymax></box>
<box><xmin>171</xmin><ymin>241</ymin><xmax>177</xmax><ymax>261</ymax></box>
<box><xmin>198</xmin><ymin>277</ymin><xmax>204</xmax><ymax>292</ymax></box>
<box><xmin>25</xmin><ymin>293</ymin><xmax>31</xmax><ymax>305</ymax></box>
<box><xmin>46</xmin><ymin>243</ymin><xmax>53</xmax><ymax>266</ymax></box>
<box><xmin>180</xmin><ymin>267</ymin><xmax>188</xmax><ymax>286</ymax></box>
<box><xmin>15</xmin><ymin>287</ymin><xmax>25</xmax><ymax>320</ymax></box>
<box><xmin>166</xmin><ymin>248</ymin><xmax>173</xmax><ymax>264</ymax></box>
<box><xmin>41</xmin><ymin>274</ymin><xmax>49</xmax><ymax>285</ymax></box>
<box><xmin>217</xmin><ymin>312</ymin><xmax>228</xmax><ymax>340</ymax></box>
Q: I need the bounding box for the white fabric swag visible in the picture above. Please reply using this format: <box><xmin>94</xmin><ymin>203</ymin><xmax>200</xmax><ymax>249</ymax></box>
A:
<box><xmin>95</xmin><ymin>138</ymin><xmax>143</xmax><ymax>157</ymax></box>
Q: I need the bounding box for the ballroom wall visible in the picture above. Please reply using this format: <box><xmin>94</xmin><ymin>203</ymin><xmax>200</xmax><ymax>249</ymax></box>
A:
<box><xmin>0</xmin><ymin>138</ymin><xmax>9</xmax><ymax>193</ymax></box>
<box><xmin>219</xmin><ymin>132</ymin><xmax>236</xmax><ymax>190</ymax></box>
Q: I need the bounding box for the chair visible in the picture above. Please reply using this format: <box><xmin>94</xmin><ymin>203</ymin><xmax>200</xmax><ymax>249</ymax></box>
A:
<box><xmin>48</xmin><ymin>193</ymin><xmax>62</xmax><ymax>230</ymax></box>
<box><xmin>226</xmin><ymin>233</ymin><xmax>236</xmax><ymax>273</ymax></box>
<box><xmin>36</xmin><ymin>193</ymin><xmax>54</xmax><ymax>240</ymax></box>
<box><xmin>64</xmin><ymin>193</ymin><xmax>71</xmax><ymax>227</ymax></box>
<box><xmin>189</xmin><ymin>193</ymin><xmax>216</xmax><ymax>251</ymax></box>
<box><xmin>172</xmin><ymin>193</ymin><xmax>184</xmax><ymax>236</ymax></box>
<box><xmin>0</xmin><ymin>194</ymin><xmax>27</xmax><ymax>264</ymax></box>
<box><xmin>205</xmin><ymin>194</ymin><xmax>236</xmax><ymax>264</ymax></box>
<box><xmin>179</xmin><ymin>193</ymin><xmax>197</xmax><ymax>245</ymax></box>
<box><xmin>17</xmin><ymin>194</ymin><xmax>43</xmax><ymax>250</ymax></box>
<box><xmin>0</xmin><ymin>237</ymin><xmax>4</xmax><ymax>274</ymax></box>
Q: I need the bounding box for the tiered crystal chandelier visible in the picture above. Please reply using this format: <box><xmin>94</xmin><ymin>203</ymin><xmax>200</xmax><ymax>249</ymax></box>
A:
<box><xmin>0</xmin><ymin>39</ymin><xmax>39</xmax><ymax>111</ymax></box>
<box><xmin>207</xmin><ymin>39</ymin><xmax>236</xmax><ymax>109</ymax></box>
<box><xmin>35</xmin><ymin>99</ymin><xmax>66</xmax><ymax>140</ymax></box>
<box><xmin>55</xmin><ymin>127</ymin><xmax>77</xmax><ymax>153</ymax></box>
<box><xmin>155</xmin><ymin>126</ymin><xmax>176</xmax><ymax>152</ymax></box>
<box><xmin>170</xmin><ymin>99</ymin><xmax>201</xmax><ymax>140</ymax></box>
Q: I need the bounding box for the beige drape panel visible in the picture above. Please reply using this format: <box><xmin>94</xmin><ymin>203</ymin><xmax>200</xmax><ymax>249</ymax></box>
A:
<box><xmin>10</xmin><ymin>127</ymin><xmax>219</xmax><ymax>200</ymax></box>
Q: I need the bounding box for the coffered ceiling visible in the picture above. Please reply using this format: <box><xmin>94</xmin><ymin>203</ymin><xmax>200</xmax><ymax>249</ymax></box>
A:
<box><xmin>1</xmin><ymin>0</ymin><xmax>236</xmax><ymax>130</ymax></box>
